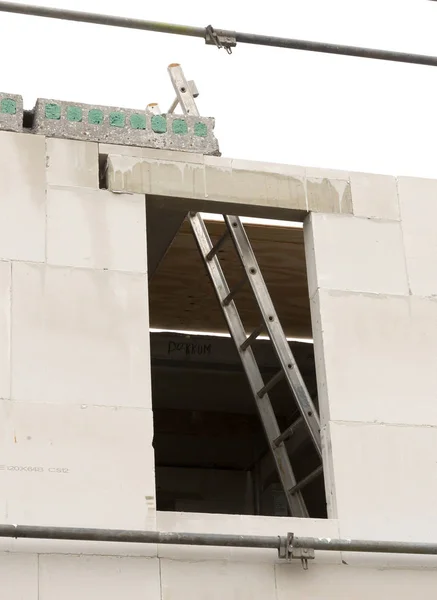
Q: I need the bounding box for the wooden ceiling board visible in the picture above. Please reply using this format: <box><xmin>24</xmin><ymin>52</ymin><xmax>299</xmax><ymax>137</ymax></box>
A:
<box><xmin>149</xmin><ymin>219</ymin><xmax>312</xmax><ymax>339</ymax></box>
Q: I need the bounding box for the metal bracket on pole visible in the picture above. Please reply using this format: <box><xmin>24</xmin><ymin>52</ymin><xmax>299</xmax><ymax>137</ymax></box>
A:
<box><xmin>205</xmin><ymin>25</ymin><xmax>236</xmax><ymax>54</ymax></box>
<box><xmin>278</xmin><ymin>533</ymin><xmax>315</xmax><ymax>569</ymax></box>
<box><xmin>291</xmin><ymin>547</ymin><xmax>315</xmax><ymax>570</ymax></box>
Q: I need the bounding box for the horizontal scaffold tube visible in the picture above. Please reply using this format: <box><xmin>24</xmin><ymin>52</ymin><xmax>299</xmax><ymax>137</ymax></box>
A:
<box><xmin>0</xmin><ymin>524</ymin><xmax>436</xmax><ymax>556</ymax></box>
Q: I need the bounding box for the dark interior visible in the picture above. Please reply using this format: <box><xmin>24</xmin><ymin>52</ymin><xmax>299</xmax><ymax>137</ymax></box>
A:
<box><xmin>151</xmin><ymin>331</ymin><xmax>325</xmax><ymax>517</ymax></box>
<box><xmin>147</xmin><ymin>211</ymin><xmax>326</xmax><ymax>518</ymax></box>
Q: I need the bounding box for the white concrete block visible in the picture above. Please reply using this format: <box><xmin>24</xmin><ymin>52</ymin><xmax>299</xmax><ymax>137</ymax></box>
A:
<box><xmin>0</xmin><ymin>552</ymin><xmax>38</xmax><ymax>600</ymax></box>
<box><xmin>0</xmin><ymin>400</ymin><xmax>156</xmax><ymax>531</ymax></box>
<box><xmin>46</xmin><ymin>138</ymin><xmax>99</xmax><ymax>188</ymax></box>
<box><xmin>157</xmin><ymin>512</ymin><xmax>340</xmax><ymax>564</ymax></box>
<box><xmin>350</xmin><ymin>172</ymin><xmax>400</xmax><ymax>220</ymax></box>
<box><xmin>0</xmin><ymin>131</ymin><xmax>45</xmax><ymax>262</ymax></box>
<box><xmin>398</xmin><ymin>176</ymin><xmax>437</xmax><ymax>297</ymax></box>
<box><xmin>161</xmin><ymin>558</ymin><xmax>277</xmax><ymax>600</ymax></box>
<box><xmin>46</xmin><ymin>186</ymin><xmax>147</xmax><ymax>272</ymax></box>
<box><xmin>11</xmin><ymin>262</ymin><xmax>151</xmax><ymax>408</ymax></box>
<box><xmin>312</xmin><ymin>290</ymin><xmax>437</xmax><ymax>425</ymax></box>
<box><xmin>275</xmin><ymin>563</ymin><xmax>437</xmax><ymax>599</ymax></box>
<box><xmin>39</xmin><ymin>555</ymin><xmax>160</xmax><ymax>600</ymax></box>
<box><xmin>304</xmin><ymin>213</ymin><xmax>409</xmax><ymax>298</ymax></box>
<box><xmin>327</xmin><ymin>420</ymin><xmax>437</xmax><ymax>569</ymax></box>
<box><xmin>0</xmin><ymin>261</ymin><xmax>11</xmax><ymax>400</ymax></box>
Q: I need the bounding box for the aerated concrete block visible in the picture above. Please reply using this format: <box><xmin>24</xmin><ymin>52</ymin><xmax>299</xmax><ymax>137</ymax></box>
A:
<box><xmin>0</xmin><ymin>553</ymin><xmax>38</xmax><ymax>600</ymax></box>
<box><xmin>398</xmin><ymin>176</ymin><xmax>437</xmax><ymax>297</ymax></box>
<box><xmin>0</xmin><ymin>261</ymin><xmax>11</xmax><ymax>401</ymax></box>
<box><xmin>11</xmin><ymin>262</ymin><xmax>151</xmax><ymax>408</ymax></box>
<box><xmin>304</xmin><ymin>213</ymin><xmax>409</xmax><ymax>298</ymax></box>
<box><xmin>46</xmin><ymin>187</ymin><xmax>147</xmax><ymax>273</ymax></box>
<box><xmin>39</xmin><ymin>555</ymin><xmax>160</xmax><ymax>600</ymax></box>
<box><xmin>0</xmin><ymin>93</ymin><xmax>23</xmax><ymax>133</ymax></box>
<box><xmin>311</xmin><ymin>289</ymin><xmax>437</xmax><ymax>426</ymax></box>
<box><xmin>275</xmin><ymin>563</ymin><xmax>437</xmax><ymax>599</ymax></box>
<box><xmin>0</xmin><ymin>400</ymin><xmax>156</xmax><ymax>531</ymax></box>
<box><xmin>327</xmin><ymin>420</ymin><xmax>437</xmax><ymax>569</ymax></box>
<box><xmin>46</xmin><ymin>138</ymin><xmax>99</xmax><ymax>189</ymax></box>
<box><xmin>160</xmin><ymin>559</ymin><xmax>277</xmax><ymax>600</ymax></box>
<box><xmin>350</xmin><ymin>171</ymin><xmax>400</xmax><ymax>220</ymax></box>
<box><xmin>0</xmin><ymin>132</ymin><xmax>46</xmax><ymax>262</ymax></box>
<box><xmin>32</xmin><ymin>98</ymin><xmax>219</xmax><ymax>155</ymax></box>
<box><xmin>157</xmin><ymin>512</ymin><xmax>340</xmax><ymax>564</ymax></box>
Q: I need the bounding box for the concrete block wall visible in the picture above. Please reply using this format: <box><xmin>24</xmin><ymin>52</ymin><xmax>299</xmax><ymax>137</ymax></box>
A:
<box><xmin>0</xmin><ymin>131</ymin><xmax>155</xmax><ymax>531</ymax></box>
<box><xmin>1</xmin><ymin>129</ymin><xmax>437</xmax><ymax>598</ymax></box>
<box><xmin>305</xmin><ymin>172</ymin><xmax>437</xmax><ymax>563</ymax></box>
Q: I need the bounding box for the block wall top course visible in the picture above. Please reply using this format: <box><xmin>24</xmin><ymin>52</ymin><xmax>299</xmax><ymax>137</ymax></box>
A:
<box><xmin>0</xmin><ymin>93</ymin><xmax>23</xmax><ymax>133</ymax></box>
<box><xmin>32</xmin><ymin>98</ymin><xmax>220</xmax><ymax>155</ymax></box>
<box><xmin>0</xmin><ymin>92</ymin><xmax>220</xmax><ymax>155</ymax></box>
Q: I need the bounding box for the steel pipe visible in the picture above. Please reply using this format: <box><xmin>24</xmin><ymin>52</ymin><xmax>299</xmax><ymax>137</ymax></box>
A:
<box><xmin>0</xmin><ymin>524</ymin><xmax>436</xmax><ymax>557</ymax></box>
<box><xmin>0</xmin><ymin>2</ymin><xmax>204</xmax><ymax>37</ymax></box>
<box><xmin>1</xmin><ymin>1</ymin><xmax>437</xmax><ymax>67</ymax></box>
<box><xmin>0</xmin><ymin>524</ymin><xmax>281</xmax><ymax>549</ymax></box>
<box><xmin>292</xmin><ymin>536</ymin><xmax>437</xmax><ymax>555</ymax></box>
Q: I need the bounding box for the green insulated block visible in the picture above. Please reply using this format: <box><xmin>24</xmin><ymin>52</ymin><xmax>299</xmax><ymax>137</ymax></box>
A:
<box><xmin>45</xmin><ymin>103</ymin><xmax>61</xmax><ymax>120</ymax></box>
<box><xmin>110</xmin><ymin>112</ymin><xmax>125</xmax><ymax>127</ymax></box>
<box><xmin>88</xmin><ymin>109</ymin><xmax>104</xmax><ymax>125</ymax></box>
<box><xmin>130</xmin><ymin>114</ymin><xmax>146</xmax><ymax>130</ymax></box>
<box><xmin>172</xmin><ymin>119</ymin><xmax>188</xmax><ymax>135</ymax></box>
<box><xmin>151</xmin><ymin>115</ymin><xmax>167</xmax><ymax>133</ymax></box>
<box><xmin>31</xmin><ymin>97</ymin><xmax>219</xmax><ymax>154</ymax></box>
<box><xmin>0</xmin><ymin>98</ymin><xmax>16</xmax><ymax>114</ymax></box>
<box><xmin>67</xmin><ymin>106</ymin><xmax>82</xmax><ymax>122</ymax></box>
<box><xmin>194</xmin><ymin>122</ymin><xmax>208</xmax><ymax>137</ymax></box>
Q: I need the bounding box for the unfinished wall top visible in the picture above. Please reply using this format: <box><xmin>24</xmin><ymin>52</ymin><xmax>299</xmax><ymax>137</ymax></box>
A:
<box><xmin>0</xmin><ymin>92</ymin><xmax>220</xmax><ymax>156</ymax></box>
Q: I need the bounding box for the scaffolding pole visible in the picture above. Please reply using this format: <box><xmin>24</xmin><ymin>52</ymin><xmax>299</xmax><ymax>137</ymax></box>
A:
<box><xmin>1</xmin><ymin>2</ymin><xmax>437</xmax><ymax>66</ymax></box>
<box><xmin>1</xmin><ymin>524</ymin><xmax>437</xmax><ymax>557</ymax></box>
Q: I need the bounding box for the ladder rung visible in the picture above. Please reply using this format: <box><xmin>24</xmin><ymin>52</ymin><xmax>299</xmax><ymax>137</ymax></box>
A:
<box><xmin>240</xmin><ymin>324</ymin><xmax>265</xmax><ymax>351</ymax></box>
<box><xmin>257</xmin><ymin>370</ymin><xmax>284</xmax><ymax>398</ymax></box>
<box><xmin>273</xmin><ymin>416</ymin><xmax>304</xmax><ymax>447</ymax></box>
<box><xmin>289</xmin><ymin>465</ymin><xmax>323</xmax><ymax>495</ymax></box>
<box><xmin>206</xmin><ymin>230</ymin><xmax>229</xmax><ymax>261</ymax></box>
<box><xmin>223</xmin><ymin>277</ymin><xmax>246</xmax><ymax>306</ymax></box>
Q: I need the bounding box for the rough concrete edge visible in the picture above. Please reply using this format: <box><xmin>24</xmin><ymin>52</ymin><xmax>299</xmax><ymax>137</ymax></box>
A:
<box><xmin>31</xmin><ymin>98</ymin><xmax>220</xmax><ymax>156</ymax></box>
<box><xmin>0</xmin><ymin>93</ymin><xmax>23</xmax><ymax>133</ymax></box>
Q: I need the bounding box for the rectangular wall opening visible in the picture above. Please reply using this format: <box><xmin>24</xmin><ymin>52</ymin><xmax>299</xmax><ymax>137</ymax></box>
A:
<box><xmin>147</xmin><ymin>208</ymin><xmax>326</xmax><ymax>518</ymax></box>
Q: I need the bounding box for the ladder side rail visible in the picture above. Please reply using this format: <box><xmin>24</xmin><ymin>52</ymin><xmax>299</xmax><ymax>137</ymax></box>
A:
<box><xmin>189</xmin><ymin>212</ymin><xmax>308</xmax><ymax>517</ymax></box>
<box><xmin>224</xmin><ymin>215</ymin><xmax>322</xmax><ymax>457</ymax></box>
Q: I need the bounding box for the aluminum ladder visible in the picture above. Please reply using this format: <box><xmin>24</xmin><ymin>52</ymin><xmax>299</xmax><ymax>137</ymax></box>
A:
<box><xmin>167</xmin><ymin>63</ymin><xmax>323</xmax><ymax>517</ymax></box>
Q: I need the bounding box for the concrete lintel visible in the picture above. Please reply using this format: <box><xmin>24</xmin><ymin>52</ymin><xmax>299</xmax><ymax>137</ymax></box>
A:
<box><xmin>106</xmin><ymin>154</ymin><xmax>351</xmax><ymax>221</ymax></box>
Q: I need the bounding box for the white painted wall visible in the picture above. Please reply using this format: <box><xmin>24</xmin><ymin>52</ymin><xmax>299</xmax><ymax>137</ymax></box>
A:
<box><xmin>0</xmin><ymin>130</ymin><xmax>436</xmax><ymax>599</ymax></box>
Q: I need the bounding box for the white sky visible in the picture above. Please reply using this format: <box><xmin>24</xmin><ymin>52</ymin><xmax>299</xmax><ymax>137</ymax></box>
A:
<box><xmin>1</xmin><ymin>0</ymin><xmax>437</xmax><ymax>177</ymax></box>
